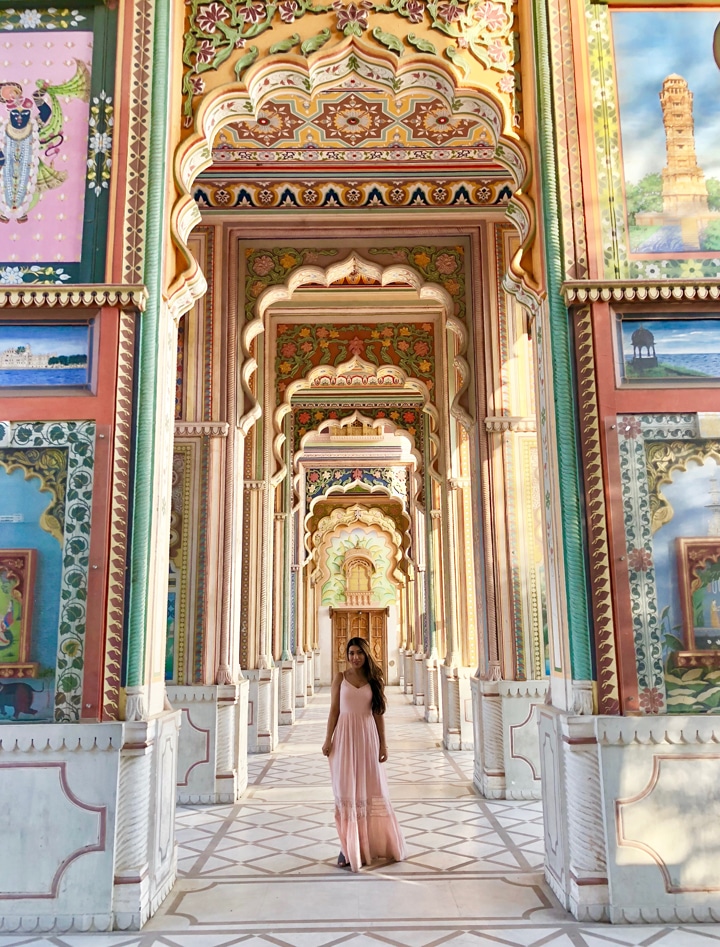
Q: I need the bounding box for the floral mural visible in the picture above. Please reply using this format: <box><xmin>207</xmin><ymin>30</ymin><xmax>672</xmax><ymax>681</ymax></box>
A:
<box><xmin>182</xmin><ymin>0</ymin><xmax>516</xmax><ymax>123</ymax></box>
<box><xmin>292</xmin><ymin>402</ymin><xmax>424</xmax><ymax>452</ymax></box>
<box><xmin>276</xmin><ymin>322</ymin><xmax>435</xmax><ymax>398</ymax></box>
<box><xmin>305</xmin><ymin>466</ymin><xmax>408</xmax><ymax>501</ymax></box>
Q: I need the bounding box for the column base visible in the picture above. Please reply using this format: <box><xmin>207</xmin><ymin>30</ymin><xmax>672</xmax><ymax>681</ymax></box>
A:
<box><xmin>440</xmin><ymin>664</ymin><xmax>474</xmax><ymax>750</ymax></box>
<box><xmin>278</xmin><ymin>659</ymin><xmax>296</xmax><ymax>726</ymax></box>
<box><xmin>246</xmin><ymin>667</ymin><xmax>279</xmax><ymax>752</ymax></box>
<box><xmin>424</xmin><ymin>655</ymin><xmax>441</xmax><ymax>724</ymax></box>
<box><xmin>539</xmin><ymin>706</ymin><xmax>720</xmax><ymax>923</ymax></box>
<box><xmin>305</xmin><ymin>650</ymin><xmax>315</xmax><ymax>699</ymax></box>
<box><xmin>294</xmin><ymin>652</ymin><xmax>308</xmax><ymax>709</ymax></box>
<box><xmin>167</xmin><ymin>681</ymin><xmax>249</xmax><ymax>804</ymax></box>
<box><xmin>412</xmin><ymin>651</ymin><xmax>425</xmax><ymax>706</ymax></box>
<box><xmin>0</xmin><ymin>710</ymin><xmax>180</xmax><ymax>932</ymax></box>
<box><xmin>403</xmin><ymin>649</ymin><xmax>414</xmax><ymax>696</ymax></box>
<box><xmin>471</xmin><ymin>677</ymin><xmax>547</xmax><ymax>799</ymax></box>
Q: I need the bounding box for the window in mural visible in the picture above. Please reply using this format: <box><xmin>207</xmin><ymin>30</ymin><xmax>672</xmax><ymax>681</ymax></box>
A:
<box><xmin>612</xmin><ymin>10</ymin><xmax>720</xmax><ymax>256</ymax></box>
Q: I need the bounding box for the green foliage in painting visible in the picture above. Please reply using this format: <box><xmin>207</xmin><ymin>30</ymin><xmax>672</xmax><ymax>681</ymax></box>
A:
<box><xmin>625</xmin><ymin>173</ymin><xmax>662</xmax><ymax>227</ymax></box>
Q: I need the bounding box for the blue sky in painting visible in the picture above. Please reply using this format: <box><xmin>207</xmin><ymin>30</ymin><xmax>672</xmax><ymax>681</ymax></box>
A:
<box><xmin>0</xmin><ymin>325</ymin><xmax>89</xmax><ymax>357</ymax></box>
<box><xmin>612</xmin><ymin>11</ymin><xmax>720</xmax><ymax>184</ymax></box>
<box><xmin>622</xmin><ymin>319</ymin><xmax>720</xmax><ymax>354</ymax></box>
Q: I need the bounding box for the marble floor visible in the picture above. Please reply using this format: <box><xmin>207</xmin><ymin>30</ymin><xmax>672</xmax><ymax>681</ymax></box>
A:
<box><xmin>5</xmin><ymin>688</ymin><xmax>720</xmax><ymax>947</ymax></box>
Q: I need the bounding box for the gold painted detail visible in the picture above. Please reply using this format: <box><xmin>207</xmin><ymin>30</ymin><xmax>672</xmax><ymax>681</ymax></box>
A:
<box><xmin>563</xmin><ymin>281</ymin><xmax>720</xmax><ymax>305</ymax></box>
<box><xmin>0</xmin><ymin>285</ymin><xmax>148</xmax><ymax>310</ymax></box>
<box><xmin>103</xmin><ymin>310</ymin><xmax>137</xmax><ymax>720</ymax></box>
<box><xmin>0</xmin><ymin>449</ymin><xmax>67</xmax><ymax>544</ymax></box>
<box><xmin>646</xmin><ymin>440</ymin><xmax>720</xmax><ymax>535</ymax></box>
<box><xmin>575</xmin><ymin>306</ymin><xmax>620</xmax><ymax>714</ymax></box>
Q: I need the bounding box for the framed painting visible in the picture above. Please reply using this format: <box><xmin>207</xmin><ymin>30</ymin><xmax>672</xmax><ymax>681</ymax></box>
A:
<box><xmin>611</xmin><ymin>9</ymin><xmax>720</xmax><ymax>258</ymax></box>
<box><xmin>617</xmin><ymin>315</ymin><xmax>720</xmax><ymax>384</ymax></box>
<box><xmin>0</xmin><ymin>322</ymin><xmax>95</xmax><ymax>391</ymax></box>
<box><xmin>675</xmin><ymin>537</ymin><xmax>720</xmax><ymax>668</ymax></box>
<box><xmin>0</xmin><ymin>2</ymin><xmax>117</xmax><ymax>285</ymax></box>
<box><xmin>0</xmin><ymin>549</ymin><xmax>38</xmax><ymax>679</ymax></box>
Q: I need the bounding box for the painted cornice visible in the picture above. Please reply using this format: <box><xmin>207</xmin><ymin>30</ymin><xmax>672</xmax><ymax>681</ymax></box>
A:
<box><xmin>562</xmin><ymin>280</ymin><xmax>720</xmax><ymax>306</ymax></box>
<box><xmin>0</xmin><ymin>284</ymin><xmax>148</xmax><ymax>310</ymax></box>
<box><xmin>174</xmin><ymin>422</ymin><xmax>229</xmax><ymax>437</ymax></box>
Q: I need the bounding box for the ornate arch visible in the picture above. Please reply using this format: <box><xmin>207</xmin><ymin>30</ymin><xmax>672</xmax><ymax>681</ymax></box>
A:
<box><xmin>168</xmin><ymin>33</ymin><xmax>540</xmax><ymax>319</ymax></box>
<box><xmin>311</xmin><ymin>504</ymin><xmax>406</xmax><ymax>597</ymax></box>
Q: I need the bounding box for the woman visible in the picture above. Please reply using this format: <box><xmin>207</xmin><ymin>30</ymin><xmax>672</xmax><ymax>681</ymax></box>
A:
<box><xmin>322</xmin><ymin>637</ymin><xmax>406</xmax><ymax>871</ymax></box>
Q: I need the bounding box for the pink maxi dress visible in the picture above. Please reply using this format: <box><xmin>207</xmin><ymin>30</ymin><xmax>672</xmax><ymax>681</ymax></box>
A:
<box><xmin>329</xmin><ymin>677</ymin><xmax>406</xmax><ymax>872</ymax></box>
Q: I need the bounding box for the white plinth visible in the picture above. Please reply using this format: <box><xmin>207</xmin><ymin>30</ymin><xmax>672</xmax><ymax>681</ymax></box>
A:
<box><xmin>538</xmin><ymin>707</ymin><xmax>720</xmax><ymax>923</ymax></box>
<box><xmin>166</xmin><ymin>681</ymin><xmax>249</xmax><ymax>804</ymax></box>
<box><xmin>471</xmin><ymin>677</ymin><xmax>547</xmax><ymax>799</ymax></box>
<box><xmin>440</xmin><ymin>664</ymin><xmax>474</xmax><ymax>750</ymax></box>
<box><xmin>0</xmin><ymin>709</ymin><xmax>180</xmax><ymax>932</ymax></box>
<box><xmin>246</xmin><ymin>667</ymin><xmax>279</xmax><ymax>753</ymax></box>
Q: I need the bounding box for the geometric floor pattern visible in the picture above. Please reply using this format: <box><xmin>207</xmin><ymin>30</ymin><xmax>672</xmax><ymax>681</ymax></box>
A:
<box><xmin>4</xmin><ymin>687</ymin><xmax>720</xmax><ymax>947</ymax></box>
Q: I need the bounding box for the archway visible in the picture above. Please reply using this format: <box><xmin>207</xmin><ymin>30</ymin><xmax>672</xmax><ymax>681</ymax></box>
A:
<box><xmin>167</xmin><ymin>20</ymin><xmax>548</xmax><ymax>810</ymax></box>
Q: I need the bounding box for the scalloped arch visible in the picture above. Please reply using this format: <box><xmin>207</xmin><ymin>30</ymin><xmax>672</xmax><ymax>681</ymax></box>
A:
<box><xmin>168</xmin><ymin>37</ymin><xmax>540</xmax><ymax>318</ymax></box>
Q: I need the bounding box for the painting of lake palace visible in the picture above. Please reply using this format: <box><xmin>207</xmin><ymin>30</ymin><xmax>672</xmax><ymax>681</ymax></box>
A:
<box><xmin>619</xmin><ymin>317</ymin><xmax>720</xmax><ymax>382</ymax></box>
<box><xmin>0</xmin><ymin>324</ymin><xmax>92</xmax><ymax>388</ymax></box>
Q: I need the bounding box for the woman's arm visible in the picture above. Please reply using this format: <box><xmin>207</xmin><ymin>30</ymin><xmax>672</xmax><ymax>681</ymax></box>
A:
<box><xmin>322</xmin><ymin>672</ymin><xmax>343</xmax><ymax>756</ymax></box>
<box><xmin>373</xmin><ymin>709</ymin><xmax>388</xmax><ymax>763</ymax></box>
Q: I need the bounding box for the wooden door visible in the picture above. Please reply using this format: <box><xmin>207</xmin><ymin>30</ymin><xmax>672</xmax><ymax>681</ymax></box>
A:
<box><xmin>330</xmin><ymin>607</ymin><xmax>387</xmax><ymax>680</ymax></box>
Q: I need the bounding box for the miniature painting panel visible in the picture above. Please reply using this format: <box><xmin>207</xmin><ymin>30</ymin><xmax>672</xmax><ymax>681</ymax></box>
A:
<box><xmin>611</xmin><ymin>11</ymin><xmax>720</xmax><ymax>256</ymax></box>
<box><xmin>653</xmin><ymin>457</ymin><xmax>720</xmax><ymax>712</ymax></box>
<box><xmin>0</xmin><ymin>323</ymin><xmax>92</xmax><ymax>388</ymax></box>
<box><xmin>618</xmin><ymin>317</ymin><xmax>720</xmax><ymax>383</ymax></box>
<box><xmin>1</xmin><ymin>31</ymin><xmax>93</xmax><ymax>266</ymax></box>
<box><xmin>676</xmin><ymin>538</ymin><xmax>720</xmax><ymax>652</ymax></box>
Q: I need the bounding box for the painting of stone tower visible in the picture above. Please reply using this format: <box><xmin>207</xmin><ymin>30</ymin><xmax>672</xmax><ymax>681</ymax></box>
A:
<box><xmin>635</xmin><ymin>75</ymin><xmax>719</xmax><ymax>249</ymax></box>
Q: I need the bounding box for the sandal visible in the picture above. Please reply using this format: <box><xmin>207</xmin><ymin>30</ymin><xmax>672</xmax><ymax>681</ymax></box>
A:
<box><xmin>337</xmin><ymin>851</ymin><xmax>350</xmax><ymax>869</ymax></box>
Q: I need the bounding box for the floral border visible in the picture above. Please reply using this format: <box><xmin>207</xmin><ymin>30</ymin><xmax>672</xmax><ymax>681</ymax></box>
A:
<box><xmin>0</xmin><ymin>420</ymin><xmax>95</xmax><ymax>722</ymax></box>
<box><xmin>0</xmin><ymin>8</ymin><xmax>87</xmax><ymax>29</ymax></box>
<box><xmin>616</xmin><ymin>413</ymin><xmax>698</xmax><ymax>714</ymax></box>
<box><xmin>305</xmin><ymin>465</ymin><xmax>407</xmax><ymax>500</ymax></box>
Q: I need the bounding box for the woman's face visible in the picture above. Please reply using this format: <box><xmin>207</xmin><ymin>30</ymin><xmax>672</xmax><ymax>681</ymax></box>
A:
<box><xmin>347</xmin><ymin>644</ymin><xmax>366</xmax><ymax>669</ymax></box>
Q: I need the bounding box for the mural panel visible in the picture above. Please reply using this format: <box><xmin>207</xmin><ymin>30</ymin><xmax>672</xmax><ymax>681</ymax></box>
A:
<box><xmin>616</xmin><ymin>414</ymin><xmax>720</xmax><ymax>714</ymax></box>
<box><xmin>0</xmin><ymin>420</ymin><xmax>95</xmax><ymax>722</ymax></box>
<box><xmin>618</xmin><ymin>315</ymin><xmax>720</xmax><ymax>384</ymax></box>
<box><xmin>0</xmin><ymin>3</ymin><xmax>116</xmax><ymax>284</ymax></box>
<box><xmin>612</xmin><ymin>10</ymin><xmax>720</xmax><ymax>257</ymax></box>
<box><xmin>0</xmin><ymin>322</ymin><xmax>94</xmax><ymax>389</ymax></box>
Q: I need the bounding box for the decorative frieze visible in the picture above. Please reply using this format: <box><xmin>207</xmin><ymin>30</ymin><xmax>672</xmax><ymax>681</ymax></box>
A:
<box><xmin>563</xmin><ymin>281</ymin><xmax>720</xmax><ymax>305</ymax></box>
<box><xmin>174</xmin><ymin>422</ymin><xmax>229</xmax><ymax>437</ymax></box>
<box><xmin>0</xmin><ymin>286</ymin><xmax>148</xmax><ymax>310</ymax></box>
<box><xmin>484</xmin><ymin>416</ymin><xmax>537</xmax><ymax>433</ymax></box>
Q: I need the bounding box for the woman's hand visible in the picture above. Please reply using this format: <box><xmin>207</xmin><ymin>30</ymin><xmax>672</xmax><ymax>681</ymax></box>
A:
<box><xmin>379</xmin><ymin>743</ymin><xmax>388</xmax><ymax>763</ymax></box>
<box><xmin>322</xmin><ymin>739</ymin><xmax>332</xmax><ymax>757</ymax></box>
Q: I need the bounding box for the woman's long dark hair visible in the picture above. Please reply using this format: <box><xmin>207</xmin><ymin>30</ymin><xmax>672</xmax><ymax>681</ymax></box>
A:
<box><xmin>346</xmin><ymin>636</ymin><xmax>386</xmax><ymax>715</ymax></box>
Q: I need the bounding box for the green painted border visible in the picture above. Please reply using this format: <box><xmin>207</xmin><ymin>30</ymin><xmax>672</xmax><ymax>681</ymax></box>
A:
<box><xmin>535</xmin><ymin>0</ymin><xmax>593</xmax><ymax>682</ymax></box>
<box><xmin>126</xmin><ymin>0</ymin><xmax>170</xmax><ymax>690</ymax></box>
